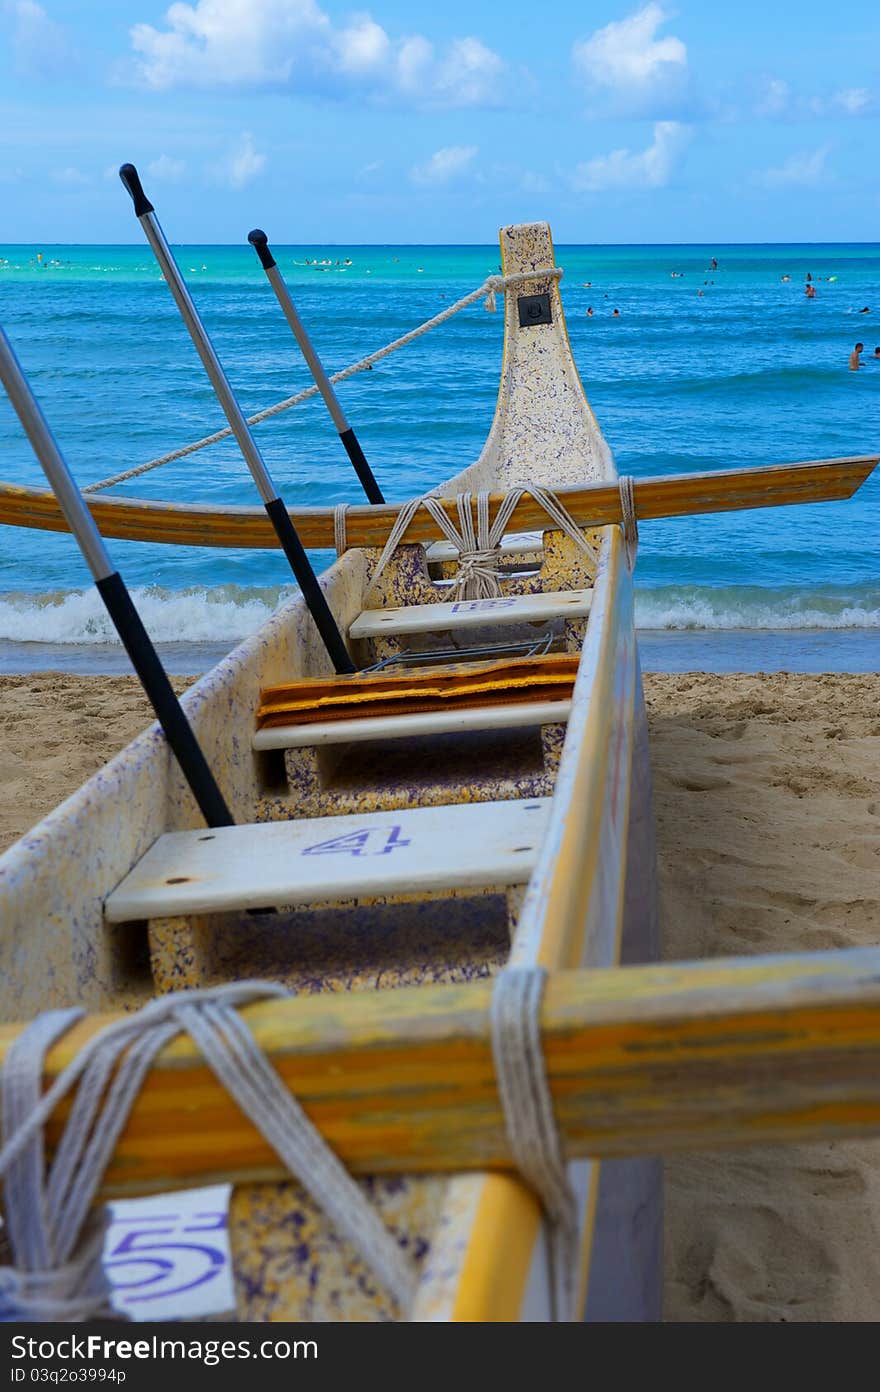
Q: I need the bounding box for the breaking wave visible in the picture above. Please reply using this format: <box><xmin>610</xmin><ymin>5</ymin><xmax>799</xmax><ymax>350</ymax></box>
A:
<box><xmin>0</xmin><ymin>582</ymin><xmax>877</xmax><ymax>646</ymax></box>
<box><xmin>635</xmin><ymin>586</ymin><xmax>880</xmax><ymax>630</ymax></box>
<box><xmin>0</xmin><ymin>585</ymin><xmax>292</xmax><ymax>644</ymax></box>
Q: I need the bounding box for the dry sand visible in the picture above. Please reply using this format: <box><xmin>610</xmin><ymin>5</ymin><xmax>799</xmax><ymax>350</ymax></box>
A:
<box><xmin>0</xmin><ymin>669</ymin><xmax>879</xmax><ymax>1321</ymax></box>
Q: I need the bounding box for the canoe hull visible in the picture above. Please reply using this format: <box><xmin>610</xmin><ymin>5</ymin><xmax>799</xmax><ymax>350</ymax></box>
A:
<box><xmin>0</xmin><ymin>222</ymin><xmax>661</xmax><ymax>1321</ymax></box>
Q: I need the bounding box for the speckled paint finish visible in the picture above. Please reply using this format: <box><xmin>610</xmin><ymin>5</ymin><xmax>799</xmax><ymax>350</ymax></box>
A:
<box><xmin>0</xmin><ymin>223</ymin><xmax>656</xmax><ymax>1322</ymax></box>
<box><xmin>272</xmin><ymin>721</ymin><xmax>566</xmax><ymax>817</ymax></box>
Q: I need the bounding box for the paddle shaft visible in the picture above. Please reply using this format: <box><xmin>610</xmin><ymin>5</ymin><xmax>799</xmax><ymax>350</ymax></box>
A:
<box><xmin>119</xmin><ymin>165</ymin><xmax>354</xmax><ymax>675</ymax></box>
<box><xmin>0</xmin><ymin>327</ymin><xmax>234</xmax><ymax>829</ymax></box>
<box><xmin>248</xmin><ymin>230</ymin><xmax>384</xmax><ymax>505</ymax></box>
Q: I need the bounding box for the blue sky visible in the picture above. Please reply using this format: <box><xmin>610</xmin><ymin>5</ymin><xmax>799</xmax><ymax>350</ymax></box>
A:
<box><xmin>2</xmin><ymin>0</ymin><xmax>878</xmax><ymax>242</ymax></box>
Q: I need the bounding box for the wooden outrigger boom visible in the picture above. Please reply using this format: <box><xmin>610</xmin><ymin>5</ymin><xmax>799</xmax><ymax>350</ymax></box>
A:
<box><xmin>6</xmin><ymin>945</ymin><xmax>880</xmax><ymax>1199</ymax></box>
<box><xmin>0</xmin><ymin>454</ymin><xmax>874</xmax><ymax>551</ymax></box>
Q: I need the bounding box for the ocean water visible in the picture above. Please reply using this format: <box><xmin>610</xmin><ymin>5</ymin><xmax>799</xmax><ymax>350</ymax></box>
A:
<box><xmin>0</xmin><ymin>240</ymin><xmax>878</xmax><ymax>673</ymax></box>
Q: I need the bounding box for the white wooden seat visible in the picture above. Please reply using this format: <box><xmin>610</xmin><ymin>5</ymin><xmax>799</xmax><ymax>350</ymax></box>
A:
<box><xmin>349</xmin><ymin>588</ymin><xmax>592</xmax><ymax>641</ymax></box>
<box><xmin>424</xmin><ymin>531</ymin><xmax>544</xmax><ymax>565</ymax></box>
<box><xmin>252</xmin><ymin>699</ymin><xmax>572</xmax><ymax>751</ymax></box>
<box><xmin>104</xmin><ymin>798</ymin><xmax>550</xmax><ymax>922</ymax></box>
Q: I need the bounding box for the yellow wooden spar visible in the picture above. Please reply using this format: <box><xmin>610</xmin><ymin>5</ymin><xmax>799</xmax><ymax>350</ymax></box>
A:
<box><xmin>0</xmin><ymin>219</ymin><xmax>876</xmax><ymax>1325</ymax></box>
<box><xmin>0</xmin><ymin>455</ymin><xmax>874</xmax><ymax>550</ymax></box>
<box><xmin>5</xmin><ymin>946</ymin><xmax>880</xmax><ymax>1198</ymax></box>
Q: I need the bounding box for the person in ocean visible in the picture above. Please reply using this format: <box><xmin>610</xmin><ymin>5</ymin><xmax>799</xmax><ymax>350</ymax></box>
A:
<box><xmin>612</xmin><ymin>308</ymin><xmax>620</xmax><ymax>317</ymax></box>
<box><xmin>874</xmin><ymin>347</ymin><xmax>880</xmax><ymax>359</ymax></box>
<box><xmin>586</xmin><ymin>307</ymin><xmax>594</xmax><ymax>317</ymax></box>
<box><xmin>849</xmin><ymin>343</ymin><xmax>864</xmax><ymax>370</ymax></box>
<box><xmin>805</xmin><ymin>283</ymin><xmax>817</xmax><ymax>299</ymax></box>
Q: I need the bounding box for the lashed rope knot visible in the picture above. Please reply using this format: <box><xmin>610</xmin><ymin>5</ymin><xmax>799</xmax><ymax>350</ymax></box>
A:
<box><xmin>482</xmin><ymin>266</ymin><xmax>562</xmax><ymax>313</ymax></box>
<box><xmin>0</xmin><ymin>983</ymin><xmax>416</xmax><ymax>1321</ymax></box>
<box><xmin>0</xmin><ymin>970</ymin><xmax>577</xmax><ymax>1324</ymax></box>
<box><xmin>618</xmin><ymin>474</ymin><xmax>638</xmax><ymax>570</ymax></box>
<box><xmin>363</xmin><ymin>482</ymin><xmax>599</xmax><ymax>604</ymax></box>
<box><xmin>491</xmin><ymin>966</ymin><xmax>578</xmax><ymax>1322</ymax></box>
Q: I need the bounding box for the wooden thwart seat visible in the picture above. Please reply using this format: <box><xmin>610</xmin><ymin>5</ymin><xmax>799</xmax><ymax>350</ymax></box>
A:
<box><xmin>253</xmin><ymin>700</ymin><xmax>572</xmax><ymax>750</ymax></box>
<box><xmin>104</xmin><ymin>798</ymin><xmax>550</xmax><ymax>921</ymax></box>
<box><xmin>349</xmin><ymin>588</ymin><xmax>593</xmax><ymax>640</ymax></box>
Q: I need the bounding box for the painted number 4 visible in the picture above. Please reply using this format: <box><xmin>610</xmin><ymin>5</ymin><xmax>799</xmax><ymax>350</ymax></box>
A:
<box><xmin>302</xmin><ymin>825</ymin><xmax>411</xmax><ymax>857</ymax></box>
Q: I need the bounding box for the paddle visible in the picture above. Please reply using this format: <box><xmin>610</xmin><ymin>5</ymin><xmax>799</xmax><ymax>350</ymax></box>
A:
<box><xmin>248</xmin><ymin>230</ymin><xmax>385</xmax><ymax>505</ymax></box>
<box><xmin>118</xmin><ymin>163</ymin><xmax>355</xmax><ymax>676</ymax></box>
<box><xmin>0</xmin><ymin>325</ymin><xmax>235</xmax><ymax>829</ymax></box>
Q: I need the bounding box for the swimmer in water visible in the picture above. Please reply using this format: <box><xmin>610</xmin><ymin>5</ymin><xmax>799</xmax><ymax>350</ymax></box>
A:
<box><xmin>873</xmin><ymin>346</ymin><xmax>880</xmax><ymax>359</ymax></box>
<box><xmin>805</xmin><ymin>283</ymin><xmax>817</xmax><ymax>298</ymax></box>
<box><xmin>849</xmin><ymin>342</ymin><xmax>864</xmax><ymax>370</ymax></box>
<box><xmin>781</xmin><ymin>274</ymin><xmax>791</xmax><ymax>282</ymax></box>
<box><xmin>586</xmin><ymin>307</ymin><xmax>594</xmax><ymax>316</ymax></box>
<box><xmin>612</xmin><ymin>308</ymin><xmax>620</xmax><ymax>317</ymax></box>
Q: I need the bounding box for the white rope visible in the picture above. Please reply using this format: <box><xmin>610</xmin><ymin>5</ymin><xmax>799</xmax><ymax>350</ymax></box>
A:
<box><xmin>490</xmin><ymin>967</ymin><xmax>577</xmax><ymax>1322</ymax></box>
<box><xmin>618</xmin><ymin>475</ymin><xmax>638</xmax><ymax>570</ymax></box>
<box><xmin>0</xmin><ymin>984</ymin><xmax>416</xmax><ymax>1321</ymax></box>
<box><xmin>333</xmin><ymin>503</ymin><xmax>349</xmax><ymax>559</ymax></box>
<box><xmin>83</xmin><ymin>268</ymin><xmax>563</xmax><ymax>495</ymax></box>
<box><xmin>1</xmin><ymin>970</ymin><xmax>578</xmax><ymax>1324</ymax></box>
<box><xmin>362</xmin><ymin>481</ymin><xmax>599</xmax><ymax>603</ymax></box>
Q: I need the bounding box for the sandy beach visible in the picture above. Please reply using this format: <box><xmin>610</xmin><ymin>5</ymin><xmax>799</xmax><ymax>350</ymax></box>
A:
<box><xmin>0</xmin><ymin>668</ymin><xmax>878</xmax><ymax>1321</ymax></box>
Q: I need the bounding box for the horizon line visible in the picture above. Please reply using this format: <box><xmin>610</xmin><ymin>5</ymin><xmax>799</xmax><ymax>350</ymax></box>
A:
<box><xmin>3</xmin><ymin>239</ymin><xmax>880</xmax><ymax>250</ymax></box>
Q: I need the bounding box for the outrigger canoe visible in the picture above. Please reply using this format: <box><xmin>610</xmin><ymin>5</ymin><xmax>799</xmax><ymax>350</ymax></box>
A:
<box><xmin>0</xmin><ymin>219</ymin><xmax>877</xmax><ymax>1324</ymax></box>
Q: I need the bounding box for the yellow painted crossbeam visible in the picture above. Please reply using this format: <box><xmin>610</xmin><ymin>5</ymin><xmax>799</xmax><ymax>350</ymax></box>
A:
<box><xmin>0</xmin><ymin>455</ymin><xmax>874</xmax><ymax>551</ymax></box>
<box><xmin>4</xmin><ymin>945</ymin><xmax>880</xmax><ymax>1198</ymax></box>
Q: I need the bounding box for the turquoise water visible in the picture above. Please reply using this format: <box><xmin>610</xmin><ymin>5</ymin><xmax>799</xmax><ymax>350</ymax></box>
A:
<box><xmin>0</xmin><ymin>241</ymin><xmax>878</xmax><ymax>670</ymax></box>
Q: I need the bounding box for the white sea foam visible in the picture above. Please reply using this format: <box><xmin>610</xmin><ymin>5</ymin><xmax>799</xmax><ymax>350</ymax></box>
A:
<box><xmin>0</xmin><ymin>586</ymin><xmax>291</xmax><ymax>645</ymax></box>
<box><xmin>635</xmin><ymin>588</ymin><xmax>880</xmax><ymax>631</ymax></box>
<box><xmin>0</xmin><ymin>583</ymin><xmax>877</xmax><ymax>645</ymax></box>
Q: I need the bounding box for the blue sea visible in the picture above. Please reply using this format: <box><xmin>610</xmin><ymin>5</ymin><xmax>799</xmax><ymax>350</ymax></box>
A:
<box><xmin>0</xmin><ymin>241</ymin><xmax>878</xmax><ymax>673</ymax></box>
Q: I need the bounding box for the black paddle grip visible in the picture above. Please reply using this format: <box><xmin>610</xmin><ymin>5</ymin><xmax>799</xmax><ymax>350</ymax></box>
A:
<box><xmin>248</xmin><ymin>229</ymin><xmax>276</xmax><ymax>270</ymax></box>
<box><xmin>263</xmin><ymin>498</ymin><xmax>356</xmax><ymax>674</ymax></box>
<box><xmin>119</xmin><ymin>164</ymin><xmax>154</xmax><ymax>218</ymax></box>
<box><xmin>340</xmin><ymin>428</ymin><xmax>385</xmax><ymax>505</ymax></box>
<box><xmin>96</xmin><ymin>572</ymin><xmax>235</xmax><ymax>827</ymax></box>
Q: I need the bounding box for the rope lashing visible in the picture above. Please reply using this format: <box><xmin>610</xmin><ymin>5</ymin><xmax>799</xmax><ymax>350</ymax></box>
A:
<box><xmin>0</xmin><ymin>984</ymin><xmax>416</xmax><ymax>1321</ymax></box>
<box><xmin>333</xmin><ymin>502</ymin><xmax>349</xmax><ymax>559</ymax></box>
<box><xmin>362</xmin><ymin>482</ymin><xmax>599</xmax><ymax>604</ymax></box>
<box><xmin>490</xmin><ymin>967</ymin><xmax>577</xmax><ymax>1322</ymax></box>
<box><xmin>617</xmin><ymin>475</ymin><xmax>638</xmax><ymax>570</ymax></box>
<box><xmin>84</xmin><ymin>267</ymin><xmax>563</xmax><ymax>495</ymax></box>
<box><xmin>0</xmin><ymin>971</ymin><xmax>581</xmax><ymax>1324</ymax></box>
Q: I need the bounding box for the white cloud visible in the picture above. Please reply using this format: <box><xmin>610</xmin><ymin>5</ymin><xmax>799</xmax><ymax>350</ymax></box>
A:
<box><xmin>129</xmin><ymin>0</ymin><xmax>504</xmax><ymax>108</ymax></box>
<box><xmin>754</xmin><ymin>77</ymin><xmax>790</xmax><ymax>118</ymax></box>
<box><xmin>761</xmin><ymin>143</ymin><xmax>831</xmax><ymax>188</ymax></box>
<box><xmin>573</xmin><ymin>4</ymin><xmax>687</xmax><ymax>112</ymax></box>
<box><xmin>148</xmin><ymin>154</ymin><xmax>186</xmax><ymax>182</ymax></box>
<box><xmin>51</xmin><ymin>166</ymin><xmax>89</xmax><ymax>187</ymax></box>
<box><xmin>571</xmin><ymin>120</ymin><xmax>690</xmax><ymax>192</ymax></box>
<box><xmin>815</xmin><ymin>86</ymin><xmax>874</xmax><ymax>117</ymax></box>
<box><xmin>212</xmin><ymin>132</ymin><xmax>266</xmax><ymax>190</ymax></box>
<box><xmin>754</xmin><ymin>77</ymin><xmax>875</xmax><ymax>120</ymax></box>
<box><xmin>411</xmin><ymin>145</ymin><xmax>478</xmax><ymax>185</ymax></box>
<box><xmin>8</xmin><ymin>0</ymin><xmax>72</xmax><ymax>77</ymax></box>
